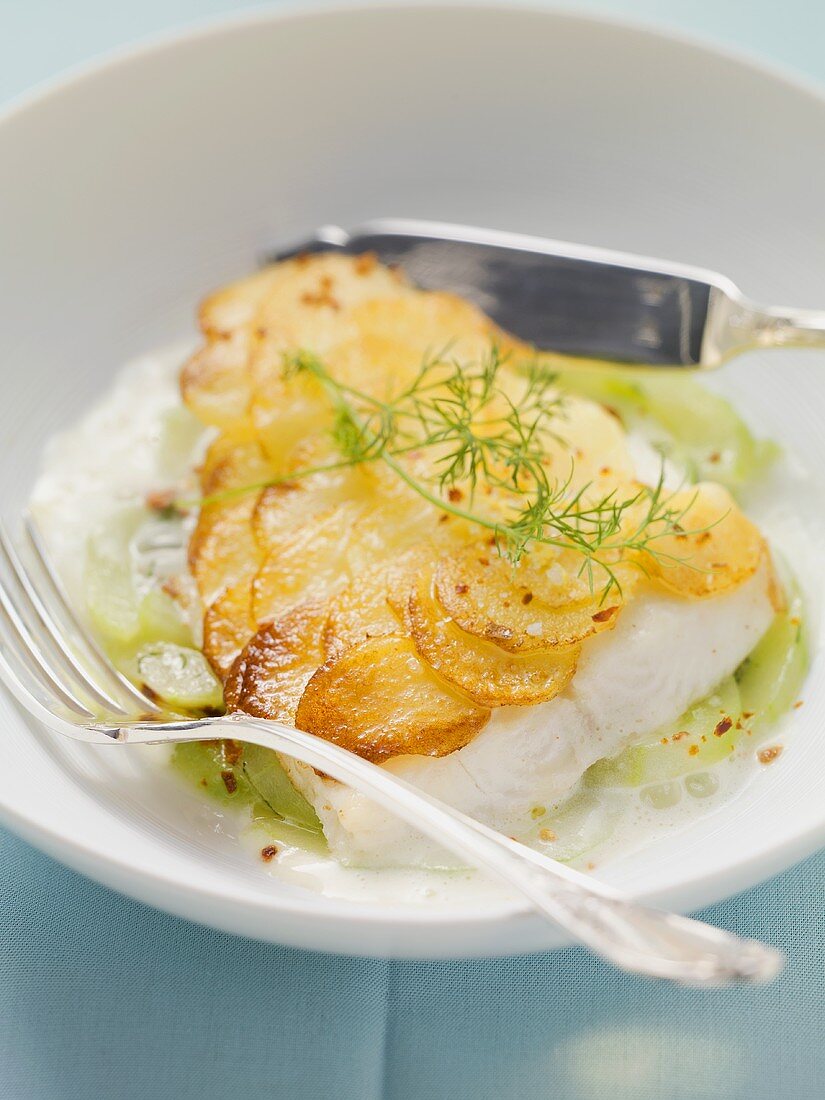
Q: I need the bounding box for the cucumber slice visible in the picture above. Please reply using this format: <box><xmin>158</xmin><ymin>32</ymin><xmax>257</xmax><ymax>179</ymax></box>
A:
<box><xmin>635</xmin><ymin>375</ymin><xmax>779</xmax><ymax>489</ymax></box>
<box><xmin>242</xmin><ymin>745</ymin><xmax>323</xmax><ymax>833</ymax></box>
<box><xmin>529</xmin><ymin>790</ymin><xmax>618</xmax><ymax>863</ymax></box>
<box><xmin>84</xmin><ymin>510</ymin><xmax>144</xmax><ymax>643</ymax></box>
<box><xmin>138</xmin><ymin>587</ymin><xmax>193</xmax><ymax>647</ymax></box>
<box><xmin>585</xmin><ymin>676</ymin><xmax>742</xmax><ymax>789</ymax></box>
<box><xmin>736</xmin><ymin>587</ymin><xmax>808</xmax><ymax>736</ymax></box>
<box><xmin>158</xmin><ymin>405</ymin><xmax>204</xmax><ymax>478</ymax></box>
<box><xmin>171</xmin><ymin>741</ymin><xmax>253</xmax><ymax>805</ymax></box>
<box><xmin>137</xmin><ymin>642</ymin><xmax>223</xmax><ymax>711</ymax></box>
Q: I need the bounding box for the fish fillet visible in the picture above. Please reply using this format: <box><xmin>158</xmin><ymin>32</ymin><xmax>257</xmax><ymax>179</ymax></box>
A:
<box><xmin>291</xmin><ymin>563</ymin><xmax>775</xmax><ymax>866</ymax></box>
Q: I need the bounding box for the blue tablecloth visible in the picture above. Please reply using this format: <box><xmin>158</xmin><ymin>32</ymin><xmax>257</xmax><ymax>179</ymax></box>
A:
<box><xmin>2</xmin><ymin>4</ymin><xmax>824</xmax><ymax>1097</ymax></box>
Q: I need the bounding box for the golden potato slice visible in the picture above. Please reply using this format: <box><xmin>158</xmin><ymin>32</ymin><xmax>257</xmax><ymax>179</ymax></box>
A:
<box><xmin>535</xmin><ymin>395</ymin><xmax>635</xmax><ymax>498</ymax></box>
<box><xmin>225</xmin><ymin>600</ymin><xmax>328</xmax><ymax>719</ymax></box>
<box><xmin>180</xmin><ymin>331</ymin><xmax>252</xmax><ymax>428</ymax></box>
<box><xmin>189</xmin><ymin>428</ymin><xmax>273</xmax><ymax>605</ymax></box>
<box><xmin>184</xmin><ymin>267</ymin><xmax>291</xmax><ymax>426</ymax></box>
<box><xmin>434</xmin><ymin>543</ymin><xmax>631</xmax><ymax>653</ymax></box>
<box><xmin>203</xmin><ymin>579</ymin><xmax>255</xmax><ymax>679</ymax></box>
<box><xmin>322</xmin><ymin>550</ymin><xmax>422</xmax><ymax>658</ymax></box>
<box><xmin>250</xmin><ymin>371</ymin><xmax>333</xmax><ymax>469</ymax></box>
<box><xmin>295</xmin><ymin>634</ymin><xmax>490</xmax><ymax>763</ymax></box>
<box><xmin>198</xmin><ymin>424</ymin><xmax>274</xmax><ymax>496</ymax></box>
<box><xmin>251</xmin><ymin>502</ymin><xmax>363</xmax><ymax>626</ymax></box>
<box><xmin>247</xmin><ymin>254</ymin><xmax>412</xmax><ymax>390</ymax></box>
<box><xmin>349</xmin><ymin>291</ymin><xmax>513</xmax><ymax>365</ymax></box>
<box><xmin>251</xmin><ymin>443</ymin><xmax>379</xmax><ymax>552</ymax></box>
<box><xmin>408</xmin><ymin>577</ymin><xmax>579</xmax><ymax>707</ymax></box>
<box><xmin>643</xmin><ymin>482</ymin><xmax>764</xmax><ymax>598</ymax></box>
<box><xmin>189</xmin><ymin>497</ymin><xmax>262</xmax><ymax>607</ymax></box>
<box><xmin>198</xmin><ymin>267</ymin><xmax>286</xmax><ymax>339</ymax></box>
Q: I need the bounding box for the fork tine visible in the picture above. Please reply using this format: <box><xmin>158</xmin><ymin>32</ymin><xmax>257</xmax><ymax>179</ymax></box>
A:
<box><xmin>0</xmin><ymin>628</ymin><xmax>121</xmax><ymax>745</ymax></box>
<box><xmin>0</xmin><ymin>523</ymin><xmax>133</xmax><ymax>715</ymax></box>
<box><xmin>0</xmin><ymin>565</ymin><xmax>96</xmax><ymax>719</ymax></box>
<box><xmin>22</xmin><ymin>515</ymin><xmax>163</xmax><ymax>714</ymax></box>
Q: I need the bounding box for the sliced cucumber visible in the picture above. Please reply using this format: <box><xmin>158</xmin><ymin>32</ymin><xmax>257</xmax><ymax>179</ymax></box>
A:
<box><xmin>736</xmin><ymin>587</ymin><xmax>808</xmax><ymax>736</ymax></box>
<box><xmin>636</xmin><ymin>375</ymin><xmax>779</xmax><ymax>489</ymax></box>
<box><xmin>585</xmin><ymin>676</ymin><xmax>743</xmax><ymax>789</ymax></box>
<box><xmin>528</xmin><ymin>789</ymin><xmax>618</xmax><ymax>863</ymax></box>
<box><xmin>171</xmin><ymin>740</ymin><xmax>253</xmax><ymax>805</ymax></box>
<box><xmin>84</xmin><ymin>510</ymin><xmax>145</xmax><ymax>643</ymax></box>
<box><xmin>158</xmin><ymin>405</ymin><xmax>204</xmax><ymax>479</ymax></box>
<box><xmin>137</xmin><ymin>642</ymin><xmax>223</xmax><ymax>711</ymax></box>
<box><xmin>171</xmin><ymin>741</ymin><xmax>327</xmax><ymax>849</ymax></box>
<box><xmin>242</xmin><ymin>745</ymin><xmax>323</xmax><ymax>834</ymax></box>
<box><xmin>138</xmin><ymin>587</ymin><xmax>193</xmax><ymax>647</ymax></box>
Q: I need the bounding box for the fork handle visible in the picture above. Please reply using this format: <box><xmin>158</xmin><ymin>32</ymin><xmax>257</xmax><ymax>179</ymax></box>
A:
<box><xmin>708</xmin><ymin>290</ymin><xmax>825</xmax><ymax>363</ymax></box>
<box><xmin>129</xmin><ymin>715</ymin><xmax>781</xmax><ymax>984</ymax></box>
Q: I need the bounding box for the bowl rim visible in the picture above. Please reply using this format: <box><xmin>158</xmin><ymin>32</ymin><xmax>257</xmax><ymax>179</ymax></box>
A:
<box><xmin>2</xmin><ymin>0</ymin><xmax>824</xmax><ymax>951</ymax></box>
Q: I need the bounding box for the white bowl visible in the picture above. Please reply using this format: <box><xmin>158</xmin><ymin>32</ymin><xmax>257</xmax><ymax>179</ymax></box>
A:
<box><xmin>1</xmin><ymin>3</ymin><xmax>824</xmax><ymax>958</ymax></box>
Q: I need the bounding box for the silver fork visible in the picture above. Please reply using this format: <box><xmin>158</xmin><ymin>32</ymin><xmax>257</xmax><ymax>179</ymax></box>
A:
<box><xmin>0</xmin><ymin>514</ymin><xmax>782</xmax><ymax>985</ymax></box>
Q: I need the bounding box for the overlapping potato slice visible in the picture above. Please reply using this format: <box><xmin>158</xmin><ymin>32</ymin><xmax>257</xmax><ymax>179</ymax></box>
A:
<box><xmin>320</xmin><ymin>537</ymin><xmax>449</xmax><ymax>658</ymax></box>
<box><xmin>202</xmin><ymin>579</ymin><xmax>255</xmax><ymax>679</ymax></box>
<box><xmin>434</xmin><ymin>542</ymin><xmax>632</xmax><ymax>654</ymax></box>
<box><xmin>181</xmin><ymin>268</ymin><xmax>285</xmax><ymax>427</ymax></box>
<box><xmin>408</xmin><ymin>577</ymin><xmax>579</xmax><ymax>706</ymax></box>
<box><xmin>180</xmin><ymin>332</ymin><xmax>252</xmax><ymax>429</ymax></box>
<box><xmin>643</xmin><ymin>482</ymin><xmax>765</xmax><ymax>599</ymax></box>
<box><xmin>224</xmin><ymin>600</ymin><xmax>328</xmax><ymax>719</ymax></box>
<box><xmin>251</xmin><ymin>440</ymin><xmax>379</xmax><ymax>551</ymax></box>
<box><xmin>189</xmin><ymin>427</ymin><xmax>273</xmax><ymax>605</ymax></box>
<box><xmin>189</xmin><ymin>500</ymin><xmax>261</xmax><ymax>608</ymax></box>
<box><xmin>251</xmin><ymin>502</ymin><xmax>364</xmax><ymax>626</ymax></box>
<box><xmin>535</xmin><ymin>395</ymin><xmax>636</xmax><ymax>497</ymax></box>
<box><xmin>349</xmin><ymin>291</ymin><xmax>514</xmax><ymax>365</ymax></box>
<box><xmin>197</xmin><ymin>267</ymin><xmax>285</xmax><ymax>339</ymax></box>
<box><xmin>295</xmin><ymin>634</ymin><xmax>490</xmax><ymax>763</ymax></box>
<box><xmin>247</xmin><ymin>254</ymin><xmax>413</xmax><ymax>389</ymax></box>
<box><xmin>250</xmin><ymin>371</ymin><xmax>333</xmax><ymax>469</ymax></box>
<box><xmin>322</xmin><ymin>567</ymin><xmax>404</xmax><ymax>659</ymax></box>
<box><xmin>198</xmin><ymin>422</ymin><xmax>273</xmax><ymax>493</ymax></box>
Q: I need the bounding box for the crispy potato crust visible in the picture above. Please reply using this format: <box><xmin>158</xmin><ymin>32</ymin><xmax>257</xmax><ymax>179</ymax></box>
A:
<box><xmin>643</xmin><ymin>483</ymin><xmax>764</xmax><ymax>599</ymax></box>
<box><xmin>408</xmin><ymin>577</ymin><xmax>579</xmax><ymax>706</ymax></box>
<box><xmin>224</xmin><ymin>600</ymin><xmax>328</xmax><ymax>719</ymax></box>
<box><xmin>295</xmin><ymin>634</ymin><xmax>490</xmax><ymax>763</ymax></box>
<box><xmin>434</xmin><ymin>544</ymin><xmax>630</xmax><ymax>654</ymax></box>
<box><xmin>203</xmin><ymin>579</ymin><xmax>256</xmax><ymax>679</ymax></box>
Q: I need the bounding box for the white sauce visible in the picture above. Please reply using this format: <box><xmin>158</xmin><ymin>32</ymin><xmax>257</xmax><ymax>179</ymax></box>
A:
<box><xmin>29</xmin><ymin>345</ymin><xmax>819</xmax><ymax>908</ymax></box>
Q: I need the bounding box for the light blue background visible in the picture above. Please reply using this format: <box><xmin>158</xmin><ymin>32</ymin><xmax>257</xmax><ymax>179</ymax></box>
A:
<box><xmin>1</xmin><ymin>3</ymin><xmax>823</xmax><ymax>1098</ymax></box>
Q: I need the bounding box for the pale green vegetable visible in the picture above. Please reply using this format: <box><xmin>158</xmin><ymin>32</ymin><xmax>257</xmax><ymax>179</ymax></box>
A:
<box><xmin>138</xmin><ymin>587</ymin><xmax>193</xmax><ymax>647</ymax></box>
<box><xmin>84</xmin><ymin>510</ymin><xmax>145</xmax><ymax>643</ymax></box>
<box><xmin>529</xmin><ymin>790</ymin><xmax>618</xmax><ymax>863</ymax></box>
<box><xmin>157</xmin><ymin>405</ymin><xmax>204</xmax><ymax>479</ymax></box>
<box><xmin>137</xmin><ymin>642</ymin><xmax>223</xmax><ymax>710</ymax></box>
<box><xmin>243</xmin><ymin>745</ymin><xmax>323</xmax><ymax>833</ymax></box>
<box><xmin>171</xmin><ymin>741</ymin><xmax>326</xmax><ymax>845</ymax></box>
<box><xmin>585</xmin><ymin>677</ymin><xmax>743</xmax><ymax>789</ymax></box>
<box><xmin>735</xmin><ymin>586</ymin><xmax>808</xmax><ymax>736</ymax></box>
<box><xmin>172</xmin><ymin>740</ymin><xmax>253</xmax><ymax>804</ymax></box>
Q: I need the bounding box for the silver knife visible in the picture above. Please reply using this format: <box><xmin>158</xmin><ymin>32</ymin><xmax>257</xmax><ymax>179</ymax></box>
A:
<box><xmin>271</xmin><ymin>218</ymin><xmax>825</xmax><ymax>369</ymax></box>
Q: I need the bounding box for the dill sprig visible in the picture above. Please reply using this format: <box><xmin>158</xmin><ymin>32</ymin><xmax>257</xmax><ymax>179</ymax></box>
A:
<box><xmin>280</xmin><ymin>346</ymin><xmax>695</xmax><ymax>597</ymax></box>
